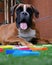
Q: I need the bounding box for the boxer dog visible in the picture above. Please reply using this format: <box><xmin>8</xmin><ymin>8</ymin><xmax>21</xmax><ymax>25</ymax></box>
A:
<box><xmin>0</xmin><ymin>4</ymin><xmax>49</xmax><ymax>45</ymax></box>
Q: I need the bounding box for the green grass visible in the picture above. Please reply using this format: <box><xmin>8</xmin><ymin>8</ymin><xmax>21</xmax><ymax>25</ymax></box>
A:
<box><xmin>0</xmin><ymin>45</ymin><xmax>52</xmax><ymax>65</ymax></box>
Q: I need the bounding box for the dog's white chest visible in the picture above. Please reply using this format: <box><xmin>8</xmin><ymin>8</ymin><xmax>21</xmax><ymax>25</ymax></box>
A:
<box><xmin>18</xmin><ymin>28</ymin><xmax>36</xmax><ymax>41</ymax></box>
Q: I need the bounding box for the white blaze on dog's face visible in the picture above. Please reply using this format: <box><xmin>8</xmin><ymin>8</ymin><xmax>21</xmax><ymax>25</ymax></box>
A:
<box><xmin>23</xmin><ymin>5</ymin><xmax>26</xmax><ymax>12</ymax></box>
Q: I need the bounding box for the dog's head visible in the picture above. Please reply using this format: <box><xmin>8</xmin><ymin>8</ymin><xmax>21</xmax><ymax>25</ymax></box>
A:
<box><xmin>11</xmin><ymin>4</ymin><xmax>39</xmax><ymax>30</ymax></box>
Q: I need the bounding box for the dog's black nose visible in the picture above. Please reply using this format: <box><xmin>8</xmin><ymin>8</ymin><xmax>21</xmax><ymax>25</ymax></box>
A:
<box><xmin>22</xmin><ymin>12</ymin><xmax>27</xmax><ymax>16</ymax></box>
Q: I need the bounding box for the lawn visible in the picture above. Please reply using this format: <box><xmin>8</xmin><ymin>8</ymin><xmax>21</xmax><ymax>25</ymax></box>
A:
<box><xmin>0</xmin><ymin>45</ymin><xmax>52</xmax><ymax>65</ymax></box>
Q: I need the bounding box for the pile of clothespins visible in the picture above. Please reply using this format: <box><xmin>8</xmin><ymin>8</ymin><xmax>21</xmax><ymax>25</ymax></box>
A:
<box><xmin>0</xmin><ymin>45</ymin><xmax>48</xmax><ymax>57</ymax></box>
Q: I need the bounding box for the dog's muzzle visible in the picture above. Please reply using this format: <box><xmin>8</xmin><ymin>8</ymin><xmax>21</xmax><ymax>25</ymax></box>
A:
<box><xmin>20</xmin><ymin>11</ymin><xmax>29</xmax><ymax>20</ymax></box>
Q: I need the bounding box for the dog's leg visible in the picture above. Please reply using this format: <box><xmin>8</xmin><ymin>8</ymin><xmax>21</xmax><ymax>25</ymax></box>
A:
<box><xmin>1</xmin><ymin>42</ymin><xmax>9</xmax><ymax>45</ymax></box>
<box><xmin>4</xmin><ymin>37</ymin><xmax>33</xmax><ymax>46</ymax></box>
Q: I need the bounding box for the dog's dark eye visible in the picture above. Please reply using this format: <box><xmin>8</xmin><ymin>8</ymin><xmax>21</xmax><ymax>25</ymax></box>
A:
<box><xmin>16</xmin><ymin>7</ymin><xmax>23</xmax><ymax>11</ymax></box>
<box><xmin>27</xmin><ymin>8</ymin><xmax>33</xmax><ymax>15</ymax></box>
<box><xmin>27</xmin><ymin>8</ymin><xmax>32</xmax><ymax>12</ymax></box>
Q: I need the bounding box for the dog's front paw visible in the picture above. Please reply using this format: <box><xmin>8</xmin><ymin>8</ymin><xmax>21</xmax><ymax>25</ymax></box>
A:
<box><xmin>26</xmin><ymin>42</ymin><xmax>34</xmax><ymax>46</ymax></box>
<box><xmin>19</xmin><ymin>41</ymin><xmax>34</xmax><ymax>46</ymax></box>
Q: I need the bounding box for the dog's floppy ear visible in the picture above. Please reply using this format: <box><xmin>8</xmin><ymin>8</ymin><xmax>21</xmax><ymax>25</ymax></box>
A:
<box><xmin>10</xmin><ymin>4</ymin><xmax>18</xmax><ymax>16</ymax></box>
<box><xmin>31</xmin><ymin>6</ymin><xmax>39</xmax><ymax>18</ymax></box>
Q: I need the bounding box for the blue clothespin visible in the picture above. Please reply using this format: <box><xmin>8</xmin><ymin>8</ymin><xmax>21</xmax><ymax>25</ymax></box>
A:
<box><xmin>6</xmin><ymin>49</ymin><xmax>32</xmax><ymax>54</ymax></box>
<box><xmin>6</xmin><ymin>49</ymin><xmax>15</xmax><ymax>54</ymax></box>
<box><xmin>13</xmin><ymin>50</ymin><xmax>40</xmax><ymax>56</ymax></box>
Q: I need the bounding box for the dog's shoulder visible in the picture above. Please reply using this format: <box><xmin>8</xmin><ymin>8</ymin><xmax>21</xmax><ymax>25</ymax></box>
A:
<box><xmin>0</xmin><ymin>22</ymin><xmax>18</xmax><ymax>39</ymax></box>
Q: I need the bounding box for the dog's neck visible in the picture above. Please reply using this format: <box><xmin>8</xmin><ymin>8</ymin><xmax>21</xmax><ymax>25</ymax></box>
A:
<box><xmin>18</xmin><ymin>28</ymin><xmax>32</xmax><ymax>33</ymax></box>
<box><xmin>18</xmin><ymin>28</ymin><xmax>36</xmax><ymax>41</ymax></box>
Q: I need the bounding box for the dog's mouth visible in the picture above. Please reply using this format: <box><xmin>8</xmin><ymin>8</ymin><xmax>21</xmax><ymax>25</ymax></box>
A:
<box><xmin>20</xmin><ymin>22</ymin><xmax>28</xmax><ymax>30</ymax></box>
